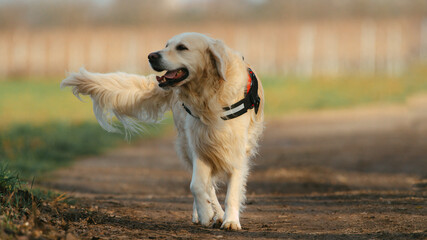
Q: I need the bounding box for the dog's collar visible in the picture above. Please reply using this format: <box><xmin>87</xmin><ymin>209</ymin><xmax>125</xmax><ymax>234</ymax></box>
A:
<box><xmin>183</xmin><ymin>68</ymin><xmax>260</xmax><ymax>121</ymax></box>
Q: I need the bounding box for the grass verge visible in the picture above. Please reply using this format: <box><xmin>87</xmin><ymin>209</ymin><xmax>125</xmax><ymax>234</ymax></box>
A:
<box><xmin>0</xmin><ymin>163</ymin><xmax>93</xmax><ymax>239</ymax></box>
<box><xmin>0</xmin><ymin>164</ymin><xmax>55</xmax><ymax>238</ymax></box>
<box><xmin>0</xmin><ymin>122</ymin><xmax>146</xmax><ymax>180</ymax></box>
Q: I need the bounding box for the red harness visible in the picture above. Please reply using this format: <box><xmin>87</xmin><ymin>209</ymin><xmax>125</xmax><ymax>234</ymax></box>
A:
<box><xmin>246</xmin><ymin>70</ymin><xmax>252</xmax><ymax>94</ymax></box>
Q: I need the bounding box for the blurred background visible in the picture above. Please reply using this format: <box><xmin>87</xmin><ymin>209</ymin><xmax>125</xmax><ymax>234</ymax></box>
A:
<box><xmin>1</xmin><ymin>0</ymin><xmax>427</xmax><ymax>179</ymax></box>
<box><xmin>1</xmin><ymin>1</ymin><xmax>427</xmax><ymax>238</ymax></box>
<box><xmin>1</xmin><ymin>0</ymin><xmax>427</xmax><ymax>77</ymax></box>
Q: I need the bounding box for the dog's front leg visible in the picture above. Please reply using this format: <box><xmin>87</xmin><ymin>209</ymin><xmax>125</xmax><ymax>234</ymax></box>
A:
<box><xmin>190</xmin><ymin>158</ymin><xmax>214</xmax><ymax>226</ymax></box>
<box><xmin>221</xmin><ymin>166</ymin><xmax>248</xmax><ymax>230</ymax></box>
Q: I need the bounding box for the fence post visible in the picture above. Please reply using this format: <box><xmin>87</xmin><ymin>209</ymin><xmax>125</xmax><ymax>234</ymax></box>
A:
<box><xmin>48</xmin><ymin>32</ymin><xmax>66</xmax><ymax>76</ymax></box>
<box><xmin>420</xmin><ymin>18</ymin><xmax>427</xmax><ymax>61</ymax></box>
<box><xmin>88</xmin><ymin>33</ymin><xmax>106</xmax><ymax>72</ymax></box>
<box><xmin>360</xmin><ymin>20</ymin><xmax>376</xmax><ymax>74</ymax></box>
<box><xmin>386</xmin><ymin>24</ymin><xmax>403</xmax><ymax>76</ymax></box>
<box><xmin>28</xmin><ymin>33</ymin><xmax>47</xmax><ymax>76</ymax></box>
<box><xmin>68</xmin><ymin>36</ymin><xmax>85</xmax><ymax>72</ymax></box>
<box><xmin>123</xmin><ymin>34</ymin><xmax>139</xmax><ymax>73</ymax></box>
<box><xmin>11</xmin><ymin>30</ymin><xmax>29</xmax><ymax>76</ymax></box>
<box><xmin>269</xmin><ymin>34</ymin><xmax>278</xmax><ymax>75</ymax></box>
<box><xmin>297</xmin><ymin>24</ymin><xmax>316</xmax><ymax>77</ymax></box>
<box><xmin>0</xmin><ymin>36</ymin><xmax>8</xmax><ymax>77</ymax></box>
<box><xmin>233</xmin><ymin>29</ymin><xmax>248</xmax><ymax>60</ymax></box>
<box><xmin>322</xmin><ymin>30</ymin><xmax>338</xmax><ymax>75</ymax></box>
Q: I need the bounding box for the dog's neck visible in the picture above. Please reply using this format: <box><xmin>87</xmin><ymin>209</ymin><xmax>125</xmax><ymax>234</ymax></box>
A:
<box><xmin>177</xmin><ymin>55</ymin><xmax>247</xmax><ymax>126</ymax></box>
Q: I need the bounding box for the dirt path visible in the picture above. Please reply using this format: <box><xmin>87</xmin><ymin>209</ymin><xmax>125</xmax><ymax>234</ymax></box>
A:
<box><xmin>42</xmin><ymin>101</ymin><xmax>427</xmax><ymax>239</ymax></box>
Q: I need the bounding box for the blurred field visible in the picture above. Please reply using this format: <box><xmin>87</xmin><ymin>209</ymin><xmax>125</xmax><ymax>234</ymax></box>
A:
<box><xmin>0</xmin><ymin>123</ymin><xmax>127</xmax><ymax>179</ymax></box>
<box><xmin>2</xmin><ymin>67</ymin><xmax>427</xmax><ymax>127</ymax></box>
<box><xmin>0</xmin><ymin>78</ymin><xmax>168</xmax><ymax>180</ymax></box>
<box><xmin>264</xmin><ymin>66</ymin><xmax>427</xmax><ymax>116</ymax></box>
<box><xmin>0</xmin><ymin>79</ymin><xmax>95</xmax><ymax>127</ymax></box>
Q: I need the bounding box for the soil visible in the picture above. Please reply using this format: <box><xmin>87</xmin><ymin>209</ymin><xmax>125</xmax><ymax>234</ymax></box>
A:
<box><xmin>41</xmin><ymin>101</ymin><xmax>427</xmax><ymax>239</ymax></box>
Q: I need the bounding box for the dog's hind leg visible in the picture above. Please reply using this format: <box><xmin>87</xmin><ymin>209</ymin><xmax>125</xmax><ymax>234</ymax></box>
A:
<box><xmin>210</xmin><ymin>185</ymin><xmax>224</xmax><ymax>228</ymax></box>
<box><xmin>192</xmin><ymin>199</ymin><xmax>199</xmax><ymax>224</ymax></box>
<box><xmin>191</xmin><ymin>176</ymin><xmax>224</xmax><ymax>227</ymax></box>
<box><xmin>192</xmin><ymin>183</ymin><xmax>224</xmax><ymax>227</ymax></box>
<box><xmin>190</xmin><ymin>158</ymin><xmax>215</xmax><ymax>226</ymax></box>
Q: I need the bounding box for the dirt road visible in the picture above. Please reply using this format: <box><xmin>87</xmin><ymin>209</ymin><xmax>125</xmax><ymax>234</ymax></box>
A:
<box><xmin>43</xmin><ymin>101</ymin><xmax>427</xmax><ymax>239</ymax></box>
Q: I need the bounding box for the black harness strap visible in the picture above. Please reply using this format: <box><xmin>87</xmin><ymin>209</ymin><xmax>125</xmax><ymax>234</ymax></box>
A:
<box><xmin>221</xmin><ymin>68</ymin><xmax>260</xmax><ymax>120</ymax></box>
<box><xmin>182</xmin><ymin>103</ymin><xmax>199</xmax><ymax>119</ymax></box>
<box><xmin>183</xmin><ymin>68</ymin><xmax>261</xmax><ymax>121</ymax></box>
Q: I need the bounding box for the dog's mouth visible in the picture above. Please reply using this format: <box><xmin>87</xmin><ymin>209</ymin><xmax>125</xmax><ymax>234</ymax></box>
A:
<box><xmin>156</xmin><ymin>68</ymin><xmax>189</xmax><ymax>88</ymax></box>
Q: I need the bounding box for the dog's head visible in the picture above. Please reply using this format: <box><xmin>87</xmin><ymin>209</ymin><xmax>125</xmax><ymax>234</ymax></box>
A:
<box><xmin>148</xmin><ymin>32</ymin><xmax>229</xmax><ymax>88</ymax></box>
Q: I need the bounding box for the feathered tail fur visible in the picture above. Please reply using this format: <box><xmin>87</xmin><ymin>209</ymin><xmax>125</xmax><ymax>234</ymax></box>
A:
<box><xmin>60</xmin><ymin>68</ymin><xmax>172</xmax><ymax>136</ymax></box>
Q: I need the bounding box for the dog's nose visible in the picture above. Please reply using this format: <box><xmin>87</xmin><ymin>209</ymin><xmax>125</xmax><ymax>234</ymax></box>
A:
<box><xmin>148</xmin><ymin>52</ymin><xmax>161</xmax><ymax>61</ymax></box>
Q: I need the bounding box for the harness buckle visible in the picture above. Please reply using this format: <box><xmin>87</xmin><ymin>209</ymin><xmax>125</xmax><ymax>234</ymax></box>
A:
<box><xmin>248</xmin><ymin>94</ymin><xmax>256</xmax><ymax>109</ymax></box>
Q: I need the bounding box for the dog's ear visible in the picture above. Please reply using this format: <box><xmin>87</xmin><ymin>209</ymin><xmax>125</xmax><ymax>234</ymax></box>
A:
<box><xmin>208</xmin><ymin>40</ymin><xmax>228</xmax><ymax>81</ymax></box>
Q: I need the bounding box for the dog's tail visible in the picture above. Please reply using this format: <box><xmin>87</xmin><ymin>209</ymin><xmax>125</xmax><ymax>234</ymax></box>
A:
<box><xmin>61</xmin><ymin>68</ymin><xmax>172</xmax><ymax>136</ymax></box>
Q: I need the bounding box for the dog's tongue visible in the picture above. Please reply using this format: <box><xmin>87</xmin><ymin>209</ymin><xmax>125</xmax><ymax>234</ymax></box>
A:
<box><xmin>156</xmin><ymin>69</ymin><xmax>185</xmax><ymax>83</ymax></box>
<box><xmin>164</xmin><ymin>70</ymin><xmax>180</xmax><ymax>79</ymax></box>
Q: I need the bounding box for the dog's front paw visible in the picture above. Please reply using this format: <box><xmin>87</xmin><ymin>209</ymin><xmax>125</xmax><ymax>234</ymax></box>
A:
<box><xmin>221</xmin><ymin>220</ymin><xmax>241</xmax><ymax>231</ymax></box>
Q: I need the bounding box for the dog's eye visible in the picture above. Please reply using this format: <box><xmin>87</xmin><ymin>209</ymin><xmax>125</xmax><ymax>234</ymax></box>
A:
<box><xmin>176</xmin><ymin>44</ymin><xmax>188</xmax><ymax>51</ymax></box>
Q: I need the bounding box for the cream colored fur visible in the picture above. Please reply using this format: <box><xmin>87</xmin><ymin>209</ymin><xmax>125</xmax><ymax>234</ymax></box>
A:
<box><xmin>60</xmin><ymin>69</ymin><xmax>173</xmax><ymax>136</ymax></box>
<box><xmin>61</xmin><ymin>33</ymin><xmax>264</xmax><ymax>231</ymax></box>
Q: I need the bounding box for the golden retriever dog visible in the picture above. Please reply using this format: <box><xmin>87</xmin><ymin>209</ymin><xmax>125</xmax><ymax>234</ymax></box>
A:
<box><xmin>61</xmin><ymin>32</ymin><xmax>264</xmax><ymax>230</ymax></box>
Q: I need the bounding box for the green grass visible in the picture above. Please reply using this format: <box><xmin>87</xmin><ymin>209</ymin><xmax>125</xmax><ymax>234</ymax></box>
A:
<box><xmin>0</xmin><ymin>162</ymin><xmax>71</xmax><ymax>238</ymax></box>
<box><xmin>0</xmin><ymin>121</ymin><xmax>168</xmax><ymax>180</ymax></box>
<box><xmin>0</xmin><ymin>164</ymin><xmax>22</xmax><ymax>193</ymax></box>
<box><xmin>1</xmin><ymin>122</ymin><xmax>122</xmax><ymax>179</ymax></box>
<box><xmin>0</xmin><ymin>79</ymin><xmax>96</xmax><ymax>127</ymax></box>
<box><xmin>0</xmin><ymin>164</ymin><xmax>39</xmax><ymax>235</ymax></box>
<box><xmin>262</xmin><ymin>66</ymin><xmax>427</xmax><ymax>115</ymax></box>
<box><xmin>0</xmin><ymin>162</ymin><xmax>70</xmax><ymax>206</ymax></box>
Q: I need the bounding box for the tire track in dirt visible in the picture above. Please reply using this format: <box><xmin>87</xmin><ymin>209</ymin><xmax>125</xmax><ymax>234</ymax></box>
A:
<box><xmin>42</xmin><ymin>101</ymin><xmax>427</xmax><ymax>239</ymax></box>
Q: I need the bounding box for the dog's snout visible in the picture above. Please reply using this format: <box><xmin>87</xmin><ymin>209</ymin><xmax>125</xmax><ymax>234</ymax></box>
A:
<box><xmin>148</xmin><ymin>52</ymin><xmax>161</xmax><ymax>61</ymax></box>
<box><xmin>148</xmin><ymin>51</ymin><xmax>164</xmax><ymax>72</ymax></box>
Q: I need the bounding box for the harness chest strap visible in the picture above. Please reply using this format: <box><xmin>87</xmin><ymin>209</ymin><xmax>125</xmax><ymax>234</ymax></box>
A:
<box><xmin>183</xmin><ymin>68</ymin><xmax>261</xmax><ymax>120</ymax></box>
